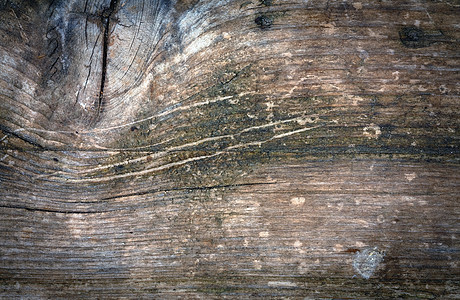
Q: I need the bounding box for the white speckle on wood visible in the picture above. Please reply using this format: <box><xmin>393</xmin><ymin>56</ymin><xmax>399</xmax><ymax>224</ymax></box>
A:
<box><xmin>355</xmin><ymin>241</ymin><xmax>366</xmax><ymax>247</ymax></box>
<box><xmin>291</xmin><ymin>196</ymin><xmax>305</xmax><ymax>206</ymax></box>
<box><xmin>265</xmin><ymin>101</ymin><xmax>278</xmax><ymax>111</ymax></box>
<box><xmin>259</xmin><ymin>231</ymin><xmax>270</xmax><ymax>237</ymax></box>
<box><xmin>267</xmin><ymin>281</ymin><xmax>297</xmax><ymax>287</ymax></box>
<box><xmin>253</xmin><ymin>260</ymin><xmax>262</xmax><ymax>270</ymax></box>
<box><xmin>334</xmin><ymin>244</ymin><xmax>344</xmax><ymax>252</ymax></box>
<box><xmin>352</xmin><ymin>2</ymin><xmax>363</xmax><ymax>10</ymax></box>
<box><xmin>222</xmin><ymin>32</ymin><xmax>231</xmax><ymax>39</ymax></box>
<box><xmin>363</xmin><ymin>124</ymin><xmax>382</xmax><ymax>139</ymax></box>
<box><xmin>405</xmin><ymin>173</ymin><xmax>417</xmax><ymax>182</ymax></box>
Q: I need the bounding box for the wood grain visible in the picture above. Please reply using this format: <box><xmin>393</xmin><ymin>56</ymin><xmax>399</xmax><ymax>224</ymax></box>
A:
<box><xmin>0</xmin><ymin>0</ymin><xmax>459</xmax><ymax>298</ymax></box>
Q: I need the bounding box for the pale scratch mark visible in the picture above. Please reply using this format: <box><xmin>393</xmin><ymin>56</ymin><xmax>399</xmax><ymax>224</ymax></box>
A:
<box><xmin>143</xmin><ymin>152</ymin><xmax>224</xmax><ymax>171</ymax></box>
<box><xmin>93</xmin><ymin>114</ymin><xmax>318</xmax><ymax>151</ymax></box>
<box><xmin>272</xmin><ymin>125</ymin><xmax>321</xmax><ymax>139</ymax></box>
<box><xmin>61</xmin><ymin>152</ymin><xmax>223</xmax><ymax>183</ymax></box>
<box><xmin>267</xmin><ymin>281</ymin><xmax>297</xmax><ymax>287</ymax></box>
<box><xmin>228</xmin><ymin>125</ymin><xmax>323</xmax><ymax>150</ymax></box>
<box><xmin>240</xmin><ymin>116</ymin><xmax>311</xmax><ymax>133</ymax></box>
<box><xmin>5</xmin><ymin>123</ymin><xmax>326</xmax><ymax>180</ymax></box>
<box><xmin>66</xmin><ymin>150</ymin><xmax>167</xmax><ymax>175</ymax></box>
<box><xmin>227</xmin><ymin>141</ymin><xmax>264</xmax><ymax>150</ymax></box>
<box><xmin>92</xmin><ymin>136</ymin><xmax>175</xmax><ymax>151</ymax></box>
<box><xmin>69</xmin><ymin>135</ymin><xmax>230</xmax><ymax>174</ymax></box>
<box><xmin>50</xmin><ymin>124</ymin><xmax>324</xmax><ymax>183</ymax></box>
<box><xmin>60</xmin><ymin>118</ymin><xmax>322</xmax><ymax>175</ymax></box>
<box><xmin>15</xmin><ymin>95</ymin><xmax>235</xmax><ymax>135</ymax></box>
<box><xmin>168</xmin><ymin>134</ymin><xmax>234</xmax><ymax>151</ymax></box>
<box><xmin>33</xmin><ymin>170</ymin><xmax>66</xmax><ymax>180</ymax></box>
<box><xmin>424</xmin><ymin>8</ymin><xmax>433</xmax><ymax>23</ymax></box>
<box><xmin>102</xmin><ymin>95</ymin><xmax>234</xmax><ymax>132</ymax></box>
<box><xmin>349</xmin><ymin>219</ymin><xmax>372</xmax><ymax>227</ymax></box>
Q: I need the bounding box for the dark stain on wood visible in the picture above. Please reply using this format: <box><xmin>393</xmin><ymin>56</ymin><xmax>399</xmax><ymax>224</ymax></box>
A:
<box><xmin>344</xmin><ymin>248</ymin><xmax>361</xmax><ymax>253</ymax></box>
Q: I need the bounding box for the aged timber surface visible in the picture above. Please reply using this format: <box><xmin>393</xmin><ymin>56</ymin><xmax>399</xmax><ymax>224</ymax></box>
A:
<box><xmin>0</xmin><ymin>0</ymin><xmax>459</xmax><ymax>298</ymax></box>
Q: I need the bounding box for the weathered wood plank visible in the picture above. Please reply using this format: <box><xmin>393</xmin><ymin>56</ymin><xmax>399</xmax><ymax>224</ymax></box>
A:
<box><xmin>0</xmin><ymin>0</ymin><xmax>459</xmax><ymax>298</ymax></box>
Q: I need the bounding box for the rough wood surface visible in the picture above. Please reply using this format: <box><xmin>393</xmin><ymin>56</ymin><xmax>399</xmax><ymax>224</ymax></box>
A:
<box><xmin>0</xmin><ymin>0</ymin><xmax>459</xmax><ymax>298</ymax></box>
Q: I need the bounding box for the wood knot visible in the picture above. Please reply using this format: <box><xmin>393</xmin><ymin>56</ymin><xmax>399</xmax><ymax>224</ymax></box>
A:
<box><xmin>399</xmin><ymin>26</ymin><xmax>444</xmax><ymax>48</ymax></box>
<box><xmin>255</xmin><ymin>15</ymin><xmax>273</xmax><ymax>29</ymax></box>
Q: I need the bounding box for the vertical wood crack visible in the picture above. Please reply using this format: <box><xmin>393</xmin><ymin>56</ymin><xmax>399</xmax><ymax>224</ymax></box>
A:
<box><xmin>95</xmin><ymin>0</ymin><xmax>119</xmax><ymax>122</ymax></box>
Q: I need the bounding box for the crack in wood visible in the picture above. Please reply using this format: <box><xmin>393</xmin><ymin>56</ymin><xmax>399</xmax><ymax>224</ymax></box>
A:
<box><xmin>0</xmin><ymin>204</ymin><xmax>99</xmax><ymax>214</ymax></box>
<box><xmin>0</xmin><ymin>182</ymin><xmax>276</xmax><ymax>214</ymax></box>
<box><xmin>95</xmin><ymin>0</ymin><xmax>120</xmax><ymax>123</ymax></box>
<box><xmin>0</xmin><ymin>125</ymin><xmax>44</xmax><ymax>149</ymax></box>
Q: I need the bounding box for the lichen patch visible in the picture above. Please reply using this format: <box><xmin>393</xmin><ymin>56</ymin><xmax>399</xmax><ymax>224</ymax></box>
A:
<box><xmin>353</xmin><ymin>247</ymin><xmax>385</xmax><ymax>279</ymax></box>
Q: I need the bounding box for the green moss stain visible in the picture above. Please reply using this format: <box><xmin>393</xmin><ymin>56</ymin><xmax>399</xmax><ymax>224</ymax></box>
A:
<box><xmin>94</xmin><ymin>62</ymin><xmax>458</xmax><ymax>184</ymax></box>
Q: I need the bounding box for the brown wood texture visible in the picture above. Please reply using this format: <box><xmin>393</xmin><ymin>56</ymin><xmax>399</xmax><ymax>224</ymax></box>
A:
<box><xmin>0</xmin><ymin>0</ymin><xmax>459</xmax><ymax>298</ymax></box>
